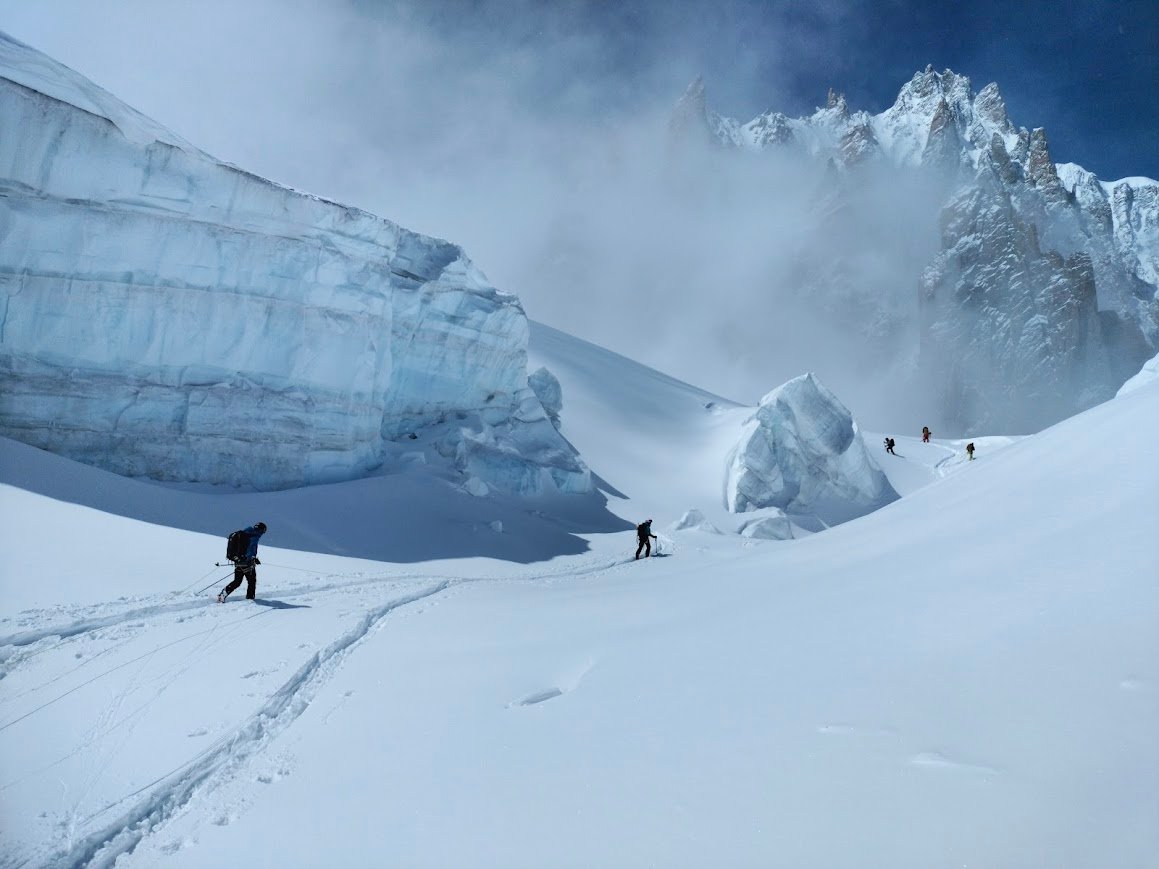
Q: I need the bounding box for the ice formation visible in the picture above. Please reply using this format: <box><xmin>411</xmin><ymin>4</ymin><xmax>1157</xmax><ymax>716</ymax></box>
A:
<box><xmin>669</xmin><ymin>508</ymin><xmax>722</xmax><ymax>534</ymax></box>
<box><xmin>527</xmin><ymin>366</ymin><xmax>563</xmax><ymax>429</ymax></box>
<box><xmin>0</xmin><ymin>32</ymin><xmax>589</xmax><ymax>493</ymax></box>
<box><xmin>725</xmin><ymin>374</ymin><xmax>897</xmax><ymax>525</ymax></box>
<box><xmin>738</xmin><ymin>511</ymin><xmax>794</xmax><ymax>541</ymax></box>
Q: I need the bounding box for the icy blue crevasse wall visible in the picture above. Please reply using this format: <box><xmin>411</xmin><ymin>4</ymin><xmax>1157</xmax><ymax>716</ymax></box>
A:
<box><xmin>0</xmin><ymin>32</ymin><xmax>588</xmax><ymax>492</ymax></box>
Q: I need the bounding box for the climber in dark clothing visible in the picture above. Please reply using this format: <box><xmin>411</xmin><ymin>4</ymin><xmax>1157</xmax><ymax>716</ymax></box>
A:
<box><xmin>219</xmin><ymin>522</ymin><xmax>267</xmax><ymax>602</ymax></box>
<box><xmin>884</xmin><ymin>437</ymin><xmax>897</xmax><ymax>455</ymax></box>
<box><xmin>635</xmin><ymin>519</ymin><xmax>657</xmax><ymax>559</ymax></box>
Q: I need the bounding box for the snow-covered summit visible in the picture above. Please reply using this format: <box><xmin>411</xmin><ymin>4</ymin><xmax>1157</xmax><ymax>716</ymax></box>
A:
<box><xmin>0</xmin><ymin>31</ymin><xmax>589</xmax><ymax>494</ymax></box>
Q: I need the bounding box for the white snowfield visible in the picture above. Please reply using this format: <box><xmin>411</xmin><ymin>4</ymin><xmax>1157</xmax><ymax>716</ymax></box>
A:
<box><xmin>0</xmin><ymin>31</ymin><xmax>587</xmax><ymax>495</ymax></box>
<box><xmin>1</xmin><ymin>323</ymin><xmax>1156</xmax><ymax>868</ymax></box>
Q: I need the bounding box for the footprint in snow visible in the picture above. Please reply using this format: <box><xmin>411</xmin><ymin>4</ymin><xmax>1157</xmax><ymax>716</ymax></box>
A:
<box><xmin>512</xmin><ymin>687</ymin><xmax>564</xmax><ymax>707</ymax></box>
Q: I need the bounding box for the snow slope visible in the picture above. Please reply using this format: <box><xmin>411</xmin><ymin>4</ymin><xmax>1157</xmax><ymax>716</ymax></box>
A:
<box><xmin>1</xmin><ymin>326</ymin><xmax>1156</xmax><ymax>868</ymax></box>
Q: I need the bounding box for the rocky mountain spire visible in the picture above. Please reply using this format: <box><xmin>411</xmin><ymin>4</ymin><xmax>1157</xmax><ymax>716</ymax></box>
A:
<box><xmin>1026</xmin><ymin>128</ymin><xmax>1068</xmax><ymax>205</ymax></box>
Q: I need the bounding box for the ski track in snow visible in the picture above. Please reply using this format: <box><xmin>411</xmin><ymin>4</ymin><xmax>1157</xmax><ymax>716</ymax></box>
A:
<box><xmin>27</xmin><ymin>581</ymin><xmax>452</xmax><ymax>869</ymax></box>
<box><xmin>1</xmin><ymin>551</ymin><xmax>638</xmax><ymax>868</ymax></box>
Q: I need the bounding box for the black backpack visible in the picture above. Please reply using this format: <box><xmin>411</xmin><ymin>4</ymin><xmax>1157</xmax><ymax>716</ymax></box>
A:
<box><xmin>226</xmin><ymin>529</ymin><xmax>251</xmax><ymax>562</ymax></box>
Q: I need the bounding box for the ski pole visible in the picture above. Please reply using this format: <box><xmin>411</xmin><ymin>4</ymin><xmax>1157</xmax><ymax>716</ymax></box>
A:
<box><xmin>195</xmin><ymin>569</ymin><xmax>235</xmax><ymax>596</ymax></box>
<box><xmin>169</xmin><ymin>564</ymin><xmax>233</xmax><ymax>597</ymax></box>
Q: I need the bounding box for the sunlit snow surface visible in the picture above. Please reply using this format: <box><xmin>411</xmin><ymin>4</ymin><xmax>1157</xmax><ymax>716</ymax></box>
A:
<box><xmin>1</xmin><ymin>323</ymin><xmax>1156</xmax><ymax>868</ymax></box>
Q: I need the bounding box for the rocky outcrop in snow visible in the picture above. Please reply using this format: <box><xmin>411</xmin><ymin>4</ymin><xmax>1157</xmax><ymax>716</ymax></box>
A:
<box><xmin>918</xmin><ymin>162</ymin><xmax>1149</xmax><ymax>432</ymax></box>
<box><xmin>725</xmin><ymin>374</ymin><xmax>897</xmax><ymax>525</ymax></box>
<box><xmin>0</xmin><ymin>32</ymin><xmax>590</xmax><ymax>493</ymax></box>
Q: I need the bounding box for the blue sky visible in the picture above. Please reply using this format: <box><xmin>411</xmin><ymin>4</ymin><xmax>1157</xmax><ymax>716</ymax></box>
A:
<box><xmin>394</xmin><ymin>0</ymin><xmax>1158</xmax><ymax>180</ymax></box>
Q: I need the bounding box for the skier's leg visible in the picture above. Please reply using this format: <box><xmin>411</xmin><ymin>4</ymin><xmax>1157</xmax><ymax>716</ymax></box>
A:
<box><xmin>245</xmin><ymin>565</ymin><xmax>257</xmax><ymax>599</ymax></box>
<box><xmin>644</xmin><ymin>539</ymin><xmax>651</xmax><ymax>557</ymax></box>
<box><xmin>635</xmin><ymin>540</ymin><xmax>644</xmax><ymax>559</ymax></box>
<box><xmin>224</xmin><ymin>567</ymin><xmax>244</xmax><ymax>596</ymax></box>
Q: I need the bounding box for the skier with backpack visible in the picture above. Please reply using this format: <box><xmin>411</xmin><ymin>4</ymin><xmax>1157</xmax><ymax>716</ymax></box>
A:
<box><xmin>218</xmin><ymin>522</ymin><xmax>268</xmax><ymax>602</ymax></box>
<box><xmin>635</xmin><ymin>519</ymin><xmax>657</xmax><ymax>560</ymax></box>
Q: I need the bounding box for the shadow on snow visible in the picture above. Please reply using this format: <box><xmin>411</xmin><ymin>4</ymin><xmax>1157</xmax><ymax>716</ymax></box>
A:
<box><xmin>0</xmin><ymin>438</ymin><xmax>633</xmax><ymax>565</ymax></box>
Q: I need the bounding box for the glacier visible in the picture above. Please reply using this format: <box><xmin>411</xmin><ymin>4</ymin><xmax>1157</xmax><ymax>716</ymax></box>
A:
<box><xmin>725</xmin><ymin>373</ymin><xmax>897</xmax><ymax>525</ymax></box>
<box><xmin>0</xmin><ymin>31</ymin><xmax>589</xmax><ymax>494</ymax></box>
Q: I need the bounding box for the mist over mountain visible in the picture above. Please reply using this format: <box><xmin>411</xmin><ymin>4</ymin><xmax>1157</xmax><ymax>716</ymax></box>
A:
<box><xmin>653</xmin><ymin>67</ymin><xmax>1157</xmax><ymax>434</ymax></box>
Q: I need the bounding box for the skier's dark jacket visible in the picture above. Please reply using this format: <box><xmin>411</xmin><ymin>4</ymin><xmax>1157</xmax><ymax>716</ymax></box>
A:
<box><xmin>637</xmin><ymin>521</ymin><xmax>654</xmax><ymax>540</ymax></box>
<box><xmin>241</xmin><ymin>524</ymin><xmax>265</xmax><ymax>561</ymax></box>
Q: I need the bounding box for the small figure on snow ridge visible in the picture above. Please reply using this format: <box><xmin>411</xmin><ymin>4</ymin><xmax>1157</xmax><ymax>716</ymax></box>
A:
<box><xmin>921</xmin><ymin>426</ymin><xmax>931</xmax><ymax>443</ymax></box>
<box><xmin>635</xmin><ymin>519</ymin><xmax>657</xmax><ymax>559</ymax></box>
<box><xmin>884</xmin><ymin>437</ymin><xmax>897</xmax><ymax>455</ymax></box>
<box><xmin>966</xmin><ymin>442</ymin><xmax>975</xmax><ymax>461</ymax></box>
<box><xmin>218</xmin><ymin>521</ymin><xmax>267</xmax><ymax>602</ymax></box>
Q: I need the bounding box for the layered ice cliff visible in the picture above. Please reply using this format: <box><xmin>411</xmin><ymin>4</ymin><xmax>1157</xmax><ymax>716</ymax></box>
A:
<box><xmin>673</xmin><ymin>67</ymin><xmax>1157</xmax><ymax>434</ymax></box>
<box><xmin>726</xmin><ymin>374</ymin><xmax>897</xmax><ymax>526</ymax></box>
<box><xmin>0</xmin><ymin>32</ymin><xmax>589</xmax><ymax>493</ymax></box>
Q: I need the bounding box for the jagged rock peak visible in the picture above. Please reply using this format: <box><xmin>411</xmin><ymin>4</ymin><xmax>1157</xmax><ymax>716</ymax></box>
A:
<box><xmin>680</xmin><ymin>75</ymin><xmax>707</xmax><ymax>105</ymax></box>
<box><xmin>1027</xmin><ymin>127</ymin><xmax>1066</xmax><ymax>203</ymax></box>
<box><xmin>973</xmin><ymin>82</ymin><xmax>1008</xmax><ymax>128</ymax></box>
<box><xmin>669</xmin><ymin>75</ymin><xmax>710</xmax><ymax>138</ymax></box>
<box><xmin>892</xmin><ymin>66</ymin><xmax>973</xmax><ymax>116</ymax></box>
<box><xmin>826</xmin><ymin>87</ymin><xmax>848</xmax><ymax>113</ymax></box>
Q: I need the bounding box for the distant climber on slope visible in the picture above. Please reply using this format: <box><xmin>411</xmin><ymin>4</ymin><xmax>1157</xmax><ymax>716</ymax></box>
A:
<box><xmin>635</xmin><ymin>519</ymin><xmax>657</xmax><ymax>559</ymax></box>
<box><xmin>219</xmin><ymin>522</ymin><xmax>268</xmax><ymax>602</ymax></box>
<box><xmin>966</xmin><ymin>442</ymin><xmax>975</xmax><ymax>461</ymax></box>
<box><xmin>884</xmin><ymin>437</ymin><xmax>897</xmax><ymax>455</ymax></box>
<box><xmin>921</xmin><ymin>426</ymin><xmax>931</xmax><ymax>443</ymax></box>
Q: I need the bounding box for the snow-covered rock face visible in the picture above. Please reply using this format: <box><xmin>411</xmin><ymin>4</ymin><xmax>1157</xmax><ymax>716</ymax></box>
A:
<box><xmin>725</xmin><ymin>374</ymin><xmax>897</xmax><ymax>525</ymax></box>
<box><xmin>679</xmin><ymin>67</ymin><xmax>1157</xmax><ymax>435</ymax></box>
<box><xmin>0</xmin><ymin>32</ymin><xmax>589</xmax><ymax>494</ymax></box>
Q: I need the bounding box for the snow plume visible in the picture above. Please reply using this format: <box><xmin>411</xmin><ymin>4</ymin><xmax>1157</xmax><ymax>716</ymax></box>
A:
<box><xmin>0</xmin><ymin>0</ymin><xmax>958</xmax><ymax>431</ymax></box>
